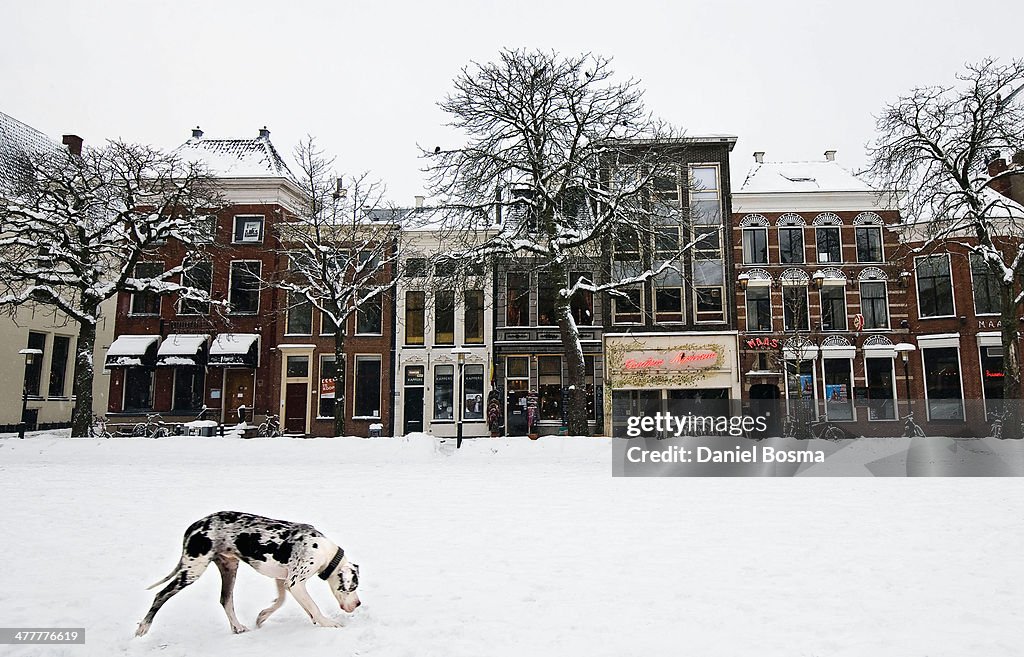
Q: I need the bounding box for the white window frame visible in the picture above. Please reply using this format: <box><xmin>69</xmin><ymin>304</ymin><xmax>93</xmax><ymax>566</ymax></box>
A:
<box><xmin>612</xmin><ymin>287</ymin><xmax>644</xmax><ymax>325</ymax></box>
<box><xmin>970</xmin><ymin>253</ymin><xmax>1002</xmax><ymax>317</ymax></box>
<box><xmin>859</xmin><ymin>280</ymin><xmax>890</xmax><ymax>330</ymax></box>
<box><xmin>232</xmin><ymin>215</ymin><xmax>265</xmax><ymax>244</ymax></box>
<box><xmin>819</xmin><ymin>283</ymin><xmax>848</xmax><ymax>332</ymax></box>
<box><xmin>744</xmin><ymin>285</ymin><xmax>772</xmax><ymax>332</ymax></box>
<box><xmin>355</xmin><ymin>290</ymin><xmax>384</xmax><ymax>336</ymax></box>
<box><xmin>815</xmin><ymin>226</ymin><xmax>843</xmax><ymax>264</ymax></box>
<box><xmin>864</xmin><ymin>355</ymin><xmax>898</xmax><ymax>422</ymax></box>
<box><xmin>316</xmin><ymin>354</ymin><xmax>339</xmax><ymax>419</ymax></box>
<box><xmin>920</xmin><ymin>345</ymin><xmax>966</xmax><ymax>422</ymax></box>
<box><xmin>653</xmin><ymin>284</ymin><xmax>685</xmax><ymax>324</ymax></box>
<box><xmin>285</xmin><ymin>292</ymin><xmax>314</xmax><ymax>336</ymax></box>
<box><xmin>742</xmin><ymin>227</ymin><xmax>769</xmax><ymax>265</ymax></box>
<box><xmin>130</xmin><ymin>261</ymin><xmax>164</xmax><ymax>316</ymax></box>
<box><xmin>915</xmin><ymin>254</ymin><xmax>956</xmax><ymax>319</ymax></box>
<box><xmin>855</xmin><ymin>225</ymin><xmax>885</xmax><ymax>263</ymax></box>
<box><xmin>177</xmin><ymin>261</ymin><xmax>213</xmax><ymax>316</ymax></box>
<box><xmin>228</xmin><ymin>260</ymin><xmax>262</xmax><ymax>314</ymax></box>
<box><xmin>352</xmin><ymin>354</ymin><xmax>383</xmax><ymax>420</ymax></box>
<box><xmin>778</xmin><ymin>226</ymin><xmax>805</xmax><ymax>264</ymax></box>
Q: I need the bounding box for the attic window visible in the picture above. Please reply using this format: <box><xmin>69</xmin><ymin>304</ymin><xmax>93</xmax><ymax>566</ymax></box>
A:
<box><xmin>782</xmin><ymin>174</ymin><xmax>815</xmax><ymax>183</ymax></box>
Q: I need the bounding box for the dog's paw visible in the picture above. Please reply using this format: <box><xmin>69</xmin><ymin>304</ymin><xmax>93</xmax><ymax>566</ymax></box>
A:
<box><xmin>315</xmin><ymin>617</ymin><xmax>342</xmax><ymax>628</ymax></box>
<box><xmin>231</xmin><ymin>624</ymin><xmax>250</xmax><ymax>634</ymax></box>
<box><xmin>135</xmin><ymin>623</ymin><xmax>150</xmax><ymax>637</ymax></box>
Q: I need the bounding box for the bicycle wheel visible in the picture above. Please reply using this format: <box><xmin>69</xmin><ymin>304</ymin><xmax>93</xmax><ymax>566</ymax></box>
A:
<box><xmin>131</xmin><ymin>423</ymin><xmax>148</xmax><ymax>437</ymax></box>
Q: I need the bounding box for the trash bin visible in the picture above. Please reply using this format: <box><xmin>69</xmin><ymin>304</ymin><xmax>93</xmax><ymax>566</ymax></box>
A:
<box><xmin>368</xmin><ymin>423</ymin><xmax>383</xmax><ymax>438</ymax></box>
<box><xmin>237</xmin><ymin>405</ymin><xmax>248</xmax><ymax>424</ymax></box>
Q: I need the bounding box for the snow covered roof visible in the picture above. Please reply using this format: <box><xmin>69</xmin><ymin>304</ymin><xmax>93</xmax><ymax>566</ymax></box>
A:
<box><xmin>740</xmin><ymin>160</ymin><xmax>874</xmax><ymax>193</ymax></box>
<box><xmin>156</xmin><ymin>334</ymin><xmax>209</xmax><ymax>356</ymax></box>
<box><xmin>210</xmin><ymin>333</ymin><xmax>259</xmax><ymax>356</ymax></box>
<box><xmin>105</xmin><ymin>335</ymin><xmax>159</xmax><ymax>368</ymax></box>
<box><xmin>0</xmin><ymin>110</ymin><xmax>61</xmax><ymax>189</ymax></box>
<box><xmin>175</xmin><ymin>128</ymin><xmax>294</xmax><ymax>180</ymax></box>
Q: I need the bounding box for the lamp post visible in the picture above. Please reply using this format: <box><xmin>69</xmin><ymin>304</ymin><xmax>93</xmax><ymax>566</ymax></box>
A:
<box><xmin>894</xmin><ymin>343</ymin><xmax>917</xmax><ymax>436</ymax></box>
<box><xmin>451</xmin><ymin>347</ymin><xmax>471</xmax><ymax>448</ymax></box>
<box><xmin>18</xmin><ymin>348</ymin><xmax>43</xmax><ymax>439</ymax></box>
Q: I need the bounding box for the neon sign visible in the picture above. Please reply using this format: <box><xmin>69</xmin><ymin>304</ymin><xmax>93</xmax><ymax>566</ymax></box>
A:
<box><xmin>621</xmin><ymin>350</ymin><xmax>718</xmax><ymax>371</ymax></box>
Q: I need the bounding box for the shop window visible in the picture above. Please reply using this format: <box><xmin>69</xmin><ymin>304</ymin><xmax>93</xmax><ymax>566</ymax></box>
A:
<box><xmin>820</xmin><ymin>285</ymin><xmax>847</xmax><ymax>331</ymax></box>
<box><xmin>233</xmin><ymin>215</ymin><xmax>264</xmax><ymax>243</ymax></box>
<box><xmin>742</xmin><ymin>227</ymin><xmax>768</xmax><ymax>264</ymax></box>
<box><xmin>916</xmin><ymin>255</ymin><xmax>954</xmax><ymax>318</ymax></box>
<box><xmin>48</xmin><ymin>335</ymin><xmax>71</xmax><ymax>397</ymax></box>
<box><xmin>180</xmin><ymin>261</ymin><xmax>212</xmax><ymax>315</ymax></box>
<box><xmin>745</xmin><ymin>286</ymin><xmax>771</xmax><ymax>332</ymax></box>
<box><xmin>229</xmin><ymin>261</ymin><xmax>261</xmax><ymax>314</ymax></box>
<box><xmin>612</xmin><ymin>287</ymin><xmax>643</xmax><ymax>324</ymax></box>
<box><xmin>785</xmin><ymin>359</ymin><xmax>816</xmax><ymax>421</ymax></box>
<box><xmin>783</xmin><ymin>286</ymin><xmax>809</xmax><ymax>331</ymax></box>
<box><xmin>860</xmin><ymin>282</ymin><xmax>889</xmax><ymax>329</ymax></box>
<box><xmin>131</xmin><ymin>262</ymin><xmax>163</xmax><ymax>315</ymax></box>
<box><xmin>463</xmin><ymin>364</ymin><xmax>485</xmax><ymax>420</ymax></box>
<box><xmin>435</xmin><ymin>290</ymin><xmax>455</xmax><ymax>344</ymax></box>
<box><xmin>980</xmin><ymin>345</ymin><xmax>1004</xmax><ymax>417</ymax></box>
<box><xmin>815</xmin><ymin>226</ymin><xmax>841</xmax><ymax>264</ymax></box>
<box><xmin>584</xmin><ymin>355</ymin><xmax>597</xmax><ymax>421</ymax></box>
<box><xmin>173</xmin><ymin>367</ymin><xmax>205</xmax><ymax>411</ymax></box>
<box><xmin>506</xmin><ymin>273</ymin><xmax>530</xmax><ymax>326</ymax></box>
<box><xmin>354</xmin><ymin>356</ymin><xmax>382</xmax><ymax>418</ymax></box>
<box><xmin>823</xmin><ymin>358</ymin><xmax>853</xmax><ymax>421</ymax></box>
<box><xmin>779</xmin><ymin>227</ymin><xmax>804</xmax><ymax>264</ymax></box>
<box><xmin>856</xmin><ymin>226</ymin><xmax>884</xmax><ymax>263</ymax></box>
<box><xmin>465</xmin><ymin>290</ymin><xmax>484</xmax><ymax>344</ymax></box>
<box><xmin>538</xmin><ymin>356</ymin><xmax>562</xmax><ymax>422</ymax></box>
<box><xmin>405</xmin><ymin>291</ymin><xmax>425</xmax><ymax>345</ymax></box>
<box><xmin>923</xmin><ymin>347</ymin><xmax>964</xmax><ymax>420</ymax></box>
<box><xmin>866</xmin><ymin>358</ymin><xmax>896</xmax><ymax>420</ymax></box>
<box><xmin>570</xmin><ymin>271</ymin><xmax>594</xmax><ymax>326</ymax></box>
<box><xmin>971</xmin><ymin>254</ymin><xmax>1001</xmax><ymax>315</ymax></box>
<box><xmin>356</xmin><ymin>291</ymin><xmax>382</xmax><ymax>335</ymax></box>
<box><xmin>23</xmin><ymin>332</ymin><xmax>46</xmax><ymax>397</ymax></box>
<box><xmin>286</xmin><ymin>292</ymin><xmax>312</xmax><ymax>335</ymax></box>
<box><xmin>124</xmin><ymin>368</ymin><xmax>154</xmax><ymax>412</ymax></box>
<box><xmin>318</xmin><ymin>356</ymin><xmax>337</xmax><ymax>418</ymax></box>
<box><xmin>433</xmin><ymin>364</ymin><xmax>454</xmax><ymax>420</ymax></box>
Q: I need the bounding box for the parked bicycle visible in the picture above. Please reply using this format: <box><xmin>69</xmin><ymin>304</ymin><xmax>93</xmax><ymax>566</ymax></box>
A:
<box><xmin>89</xmin><ymin>414</ymin><xmax>112</xmax><ymax>439</ymax></box>
<box><xmin>257</xmin><ymin>413</ymin><xmax>283</xmax><ymax>438</ymax></box>
<box><xmin>132</xmin><ymin>413</ymin><xmax>171</xmax><ymax>438</ymax></box>
<box><xmin>987</xmin><ymin>411</ymin><xmax>1003</xmax><ymax>439</ymax></box>
<box><xmin>902</xmin><ymin>413</ymin><xmax>927</xmax><ymax>438</ymax></box>
<box><xmin>808</xmin><ymin>416</ymin><xmax>856</xmax><ymax>441</ymax></box>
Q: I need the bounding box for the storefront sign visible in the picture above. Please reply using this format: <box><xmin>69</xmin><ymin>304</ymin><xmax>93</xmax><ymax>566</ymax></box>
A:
<box><xmin>621</xmin><ymin>349</ymin><xmax>718</xmax><ymax>371</ymax></box>
<box><xmin>745</xmin><ymin>337</ymin><xmax>781</xmax><ymax>350</ymax></box>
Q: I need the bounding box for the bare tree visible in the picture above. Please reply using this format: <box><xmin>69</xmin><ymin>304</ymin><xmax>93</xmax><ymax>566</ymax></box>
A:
<box><xmin>425</xmin><ymin>49</ymin><xmax>693</xmax><ymax>436</ymax></box>
<box><xmin>275</xmin><ymin>138</ymin><xmax>401</xmax><ymax>436</ymax></box>
<box><xmin>0</xmin><ymin>141</ymin><xmax>222</xmax><ymax>436</ymax></box>
<box><xmin>868</xmin><ymin>57</ymin><xmax>1024</xmax><ymax>438</ymax></box>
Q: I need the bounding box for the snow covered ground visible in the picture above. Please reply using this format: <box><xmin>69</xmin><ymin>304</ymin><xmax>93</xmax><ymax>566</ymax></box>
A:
<box><xmin>1</xmin><ymin>433</ymin><xmax>1022</xmax><ymax>656</ymax></box>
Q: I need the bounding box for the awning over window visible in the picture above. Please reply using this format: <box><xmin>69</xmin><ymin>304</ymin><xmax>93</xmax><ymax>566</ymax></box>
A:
<box><xmin>105</xmin><ymin>335</ymin><xmax>159</xmax><ymax>368</ymax></box>
<box><xmin>209</xmin><ymin>333</ymin><xmax>259</xmax><ymax>367</ymax></box>
<box><xmin>156</xmin><ymin>334</ymin><xmax>209</xmax><ymax>367</ymax></box>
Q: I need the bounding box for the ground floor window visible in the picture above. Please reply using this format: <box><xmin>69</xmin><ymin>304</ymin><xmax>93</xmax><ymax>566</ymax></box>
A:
<box><xmin>434</xmin><ymin>364</ymin><xmax>454</xmax><ymax>420</ymax></box>
<box><xmin>823</xmin><ymin>358</ymin><xmax>853</xmax><ymax>421</ymax></box>
<box><xmin>538</xmin><ymin>356</ymin><xmax>562</xmax><ymax>421</ymax></box>
<box><xmin>463</xmin><ymin>364</ymin><xmax>484</xmax><ymax>420</ymax></box>
<box><xmin>124</xmin><ymin>368</ymin><xmax>154</xmax><ymax>411</ymax></box>
<box><xmin>865</xmin><ymin>357</ymin><xmax>896</xmax><ymax>420</ymax></box>
<box><xmin>923</xmin><ymin>347</ymin><xmax>964</xmax><ymax>421</ymax></box>
<box><xmin>980</xmin><ymin>346</ymin><xmax>1004</xmax><ymax>416</ymax></box>
<box><xmin>173</xmin><ymin>368</ymin><xmax>205</xmax><ymax>411</ymax></box>
<box><xmin>354</xmin><ymin>356</ymin><xmax>382</xmax><ymax>418</ymax></box>
<box><xmin>784</xmin><ymin>359</ymin><xmax>816</xmax><ymax>421</ymax></box>
<box><xmin>611</xmin><ymin>390</ymin><xmax>661</xmax><ymax>437</ymax></box>
<box><xmin>319</xmin><ymin>356</ymin><xmax>337</xmax><ymax>418</ymax></box>
<box><xmin>584</xmin><ymin>356</ymin><xmax>597</xmax><ymax>421</ymax></box>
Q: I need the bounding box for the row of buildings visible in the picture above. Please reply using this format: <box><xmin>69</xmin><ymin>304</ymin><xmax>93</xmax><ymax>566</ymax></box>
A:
<box><xmin>3</xmin><ymin>111</ymin><xmax>1021</xmax><ymax>438</ymax></box>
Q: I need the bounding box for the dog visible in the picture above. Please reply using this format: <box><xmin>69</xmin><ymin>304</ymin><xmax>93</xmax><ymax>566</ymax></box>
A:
<box><xmin>136</xmin><ymin>511</ymin><xmax>360</xmax><ymax>636</ymax></box>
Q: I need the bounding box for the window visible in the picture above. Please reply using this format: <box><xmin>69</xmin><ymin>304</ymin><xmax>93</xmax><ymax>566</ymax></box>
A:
<box><xmin>48</xmin><ymin>335</ymin><xmax>71</xmax><ymax>397</ymax></box>
<box><xmin>405</xmin><ymin>257</ymin><xmax>427</xmax><ymax>277</ymax></box>
<box><xmin>538</xmin><ymin>356</ymin><xmax>562</xmax><ymax>421</ymax></box>
<box><xmin>195</xmin><ymin>215</ymin><xmax>217</xmax><ymax>243</ymax></box>
<box><xmin>173</xmin><ymin>368</ymin><xmax>205</xmax><ymax>411</ymax></box>
<box><xmin>286</xmin><ymin>356</ymin><xmax>309</xmax><ymax>378</ymax></box>
<box><xmin>353</xmin><ymin>356</ymin><xmax>382</xmax><ymax>418</ymax></box>
<box><xmin>612</xmin><ymin>287</ymin><xmax>642</xmax><ymax>324</ymax></box>
<box><xmin>783</xmin><ymin>286</ymin><xmax>809</xmax><ymax>331</ymax></box>
<box><xmin>506</xmin><ymin>273</ymin><xmax>530</xmax><ymax>326</ymax></box>
<box><xmin>433</xmin><ymin>364</ymin><xmax>454</xmax><ymax>420</ymax></box>
<box><xmin>24</xmin><ymin>332</ymin><xmax>46</xmax><ymax>397</ymax></box>
<box><xmin>538</xmin><ymin>274</ymin><xmax>558</xmax><ymax>326</ymax></box>
<box><xmin>123</xmin><ymin>367</ymin><xmax>154</xmax><ymax>412</ymax></box>
<box><xmin>742</xmin><ymin>228</ymin><xmax>768</xmax><ymax>264</ymax></box>
<box><xmin>655</xmin><ymin>287</ymin><xmax>684</xmax><ymax>324</ymax></box>
<box><xmin>584</xmin><ymin>356</ymin><xmax>597</xmax><ymax>421</ymax></box>
<box><xmin>465</xmin><ymin>290</ymin><xmax>484</xmax><ymax>344</ymax></box>
<box><xmin>613</xmin><ymin>227</ymin><xmax>641</xmax><ymax>260</ymax></box>
<box><xmin>463</xmin><ymin>364</ymin><xmax>485</xmax><ymax>420</ymax></box>
<box><xmin>980</xmin><ymin>345</ymin><xmax>1004</xmax><ymax>416</ymax></box>
<box><xmin>693</xmin><ymin>258</ymin><xmax>725</xmax><ymax>323</ymax></box>
<box><xmin>131</xmin><ymin>262</ymin><xmax>163</xmax><ymax>315</ymax></box>
<box><xmin>823</xmin><ymin>358</ymin><xmax>854</xmax><ymax>421</ymax></box>
<box><xmin>690</xmin><ymin>166</ymin><xmax>721</xmax><ymax>225</ymax></box>
<box><xmin>570</xmin><ymin>271</ymin><xmax>594</xmax><ymax>326</ymax></box>
<box><xmin>653</xmin><ymin>167</ymin><xmax>679</xmax><ymax>203</ymax></box>
<box><xmin>358</xmin><ymin>250</ymin><xmax>381</xmax><ymax>271</ymax></box>
<box><xmin>779</xmin><ymin>227</ymin><xmax>804</xmax><ymax>264</ymax></box>
<box><xmin>785</xmin><ymin>359</ymin><xmax>816</xmax><ymax>419</ymax></box>
<box><xmin>286</xmin><ymin>293</ymin><xmax>312</xmax><ymax>335</ymax></box>
<box><xmin>860</xmin><ymin>282</ymin><xmax>889</xmax><ymax>329</ymax></box>
<box><xmin>745</xmin><ymin>287</ymin><xmax>771</xmax><ymax>332</ymax></box>
<box><xmin>693</xmin><ymin>227</ymin><xmax>722</xmax><ymax>258</ymax></box>
<box><xmin>655</xmin><ymin>224</ymin><xmax>681</xmax><ymax>256</ymax></box>
<box><xmin>923</xmin><ymin>347</ymin><xmax>964</xmax><ymax>420</ymax></box>
<box><xmin>856</xmin><ymin>226</ymin><xmax>884</xmax><ymax>263</ymax></box>
<box><xmin>695</xmin><ymin>286</ymin><xmax>723</xmax><ymax>318</ymax></box>
<box><xmin>971</xmin><ymin>254</ymin><xmax>1001</xmax><ymax>315</ymax></box>
<box><xmin>815</xmin><ymin>227</ymin><xmax>841</xmax><ymax>263</ymax></box>
<box><xmin>356</xmin><ymin>291</ymin><xmax>382</xmax><ymax>335</ymax></box>
<box><xmin>321</xmin><ymin>310</ymin><xmax>336</xmax><ymax>336</ymax></box>
<box><xmin>229</xmin><ymin>261</ymin><xmax>261</xmax><ymax>313</ymax></box>
<box><xmin>435</xmin><ymin>290</ymin><xmax>455</xmax><ymax>345</ymax></box>
<box><xmin>405</xmin><ymin>291</ymin><xmax>425</xmax><ymax>345</ymax></box>
<box><xmin>180</xmin><ymin>262</ymin><xmax>212</xmax><ymax>315</ymax></box>
<box><xmin>819</xmin><ymin>285</ymin><xmax>847</xmax><ymax>331</ymax></box>
<box><xmin>866</xmin><ymin>358</ymin><xmax>896</xmax><ymax>421</ymax></box>
<box><xmin>318</xmin><ymin>356</ymin><xmax>337</xmax><ymax>417</ymax></box>
<box><xmin>233</xmin><ymin>215</ymin><xmax>264</xmax><ymax>243</ymax></box>
<box><xmin>916</xmin><ymin>255</ymin><xmax>954</xmax><ymax>317</ymax></box>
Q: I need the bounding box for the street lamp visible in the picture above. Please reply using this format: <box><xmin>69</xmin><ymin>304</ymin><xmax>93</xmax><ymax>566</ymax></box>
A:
<box><xmin>894</xmin><ymin>343</ymin><xmax>917</xmax><ymax>436</ymax></box>
<box><xmin>451</xmin><ymin>347</ymin><xmax>471</xmax><ymax>449</ymax></box>
<box><xmin>18</xmin><ymin>348</ymin><xmax>43</xmax><ymax>439</ymax></box>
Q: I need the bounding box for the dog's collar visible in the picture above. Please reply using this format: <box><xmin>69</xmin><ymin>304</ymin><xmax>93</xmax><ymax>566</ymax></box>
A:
<box><xmin>319</xmin><ymin>547</ymin><xmax>345</xmax><ymax>580</ymax></box>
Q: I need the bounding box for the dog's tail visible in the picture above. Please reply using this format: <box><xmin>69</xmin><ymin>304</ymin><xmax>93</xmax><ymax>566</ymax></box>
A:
<box><xmin>146</xmin><ymin>560</ymin><xmax>183</xmax><ymax>590</ymax></box>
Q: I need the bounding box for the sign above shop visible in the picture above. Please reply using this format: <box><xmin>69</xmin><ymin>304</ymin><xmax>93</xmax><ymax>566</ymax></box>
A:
<box><xmin>621</xmin><ymin>349</ymin><xmax>718</xmax><ymax>371</ymax></box>
<box><xmin>745</xmin><ymin>337</ymin><xmax>781</xmax><ymax>350</ymax></box>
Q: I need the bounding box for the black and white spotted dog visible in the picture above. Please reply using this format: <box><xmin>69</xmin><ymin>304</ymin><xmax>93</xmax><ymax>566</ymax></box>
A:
<box><xmin>136</xmin><ymin>511</ymin><xmax>360</xmax><ymax>636</ymax></box>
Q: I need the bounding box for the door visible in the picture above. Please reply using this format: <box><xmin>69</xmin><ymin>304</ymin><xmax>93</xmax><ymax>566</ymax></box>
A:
<box><xmin>404</xmin><ymin>387</ymin><xmax>424</xmax><ymax>434</ymax></box>
<box><xmin>285</xmin><ymin>382</ymin><xmax>308</xmax><ymax>434</ymax></box>
<box><xmin>506</xmin><ymin>385</ymin><xmax>530</xmax><ymax>435</ymax></box>
<box><xmin>223</xmin><ymin>369</ymin><xmax>255</xmax><ymax>422</ymax></box>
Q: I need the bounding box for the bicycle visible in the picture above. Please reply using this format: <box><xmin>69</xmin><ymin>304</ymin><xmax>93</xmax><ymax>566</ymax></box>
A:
<box><xmin>89</xmin><ymin>414</ymin><xmax>112</xmax><ymax>439</ymax></box>
<box><xmin>901</xmin><ymin>413</ymin><xmax>927</xmax><ymax>438</ymax></box>
<box><xmin>807</xmin><ymin>415</ymin><xmax>857</xmax><ymax>441</ymax></box>
<box><xmin>257</xmin><ymin>413</ymin><xmax>283</xmax><ymax>438</ymax></box>
<box><xmin>132</xmin><ymin>413</ymin><xmax>171</xmax><ymax>438</ymax></box>
<box><xmin>987</xmin><ymin>411</ymin><xmax>1003</xmax><ymax>439</ymax></box>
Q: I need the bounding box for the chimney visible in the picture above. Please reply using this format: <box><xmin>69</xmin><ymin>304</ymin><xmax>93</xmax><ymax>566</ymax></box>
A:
<box><xmin>1012</xmin><ymin>151</ymin><xmax>1024</xmax><ymax>167</ymax></box>
<box><xmin>824</xmin><ymin>150</ymin><xmax>836</xmax><ymax>162</ymax></box>
<box><xmin>987</xmin><ymin>156</ymin><xmax>1012</xmax><ymax>197</ymax></box>
<box><xmin>259</xmin><ymin>126</ymin><xmax>270</xmax><ymax>139</ymax></box>
<box><xmin>414</xmin><ymin>195</ymin><xmax>425</xmax><ymax>208</ymax></box>
<box><xmin>62</xmin><ymin>134</ymin><xmax>83</xmax><ymax>156</ymax></box>
<box><xmin>191</xmin><ymin>126</ymin><xmax>203</xmax><ymax>139</ymax></box>
<box><xmin>753</xmin><ymin>151</ymin><xmax>764</xmax><ymax>164</ymax></box>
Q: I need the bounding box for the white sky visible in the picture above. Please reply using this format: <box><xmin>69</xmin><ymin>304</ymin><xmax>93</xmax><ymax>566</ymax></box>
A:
<box><xmin>3</xmin><ymin>0</ymin><xmax>1022</xmax><ymax>204</ymax></box>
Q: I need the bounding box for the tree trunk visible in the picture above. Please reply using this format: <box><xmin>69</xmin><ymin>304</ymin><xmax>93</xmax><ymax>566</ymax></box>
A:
<box><xmin>71</xmin><ymin>314</ymin><xmax>97</xmax><ymax>438</ymax></box>
<box><xmin>333</xmin><ymin>328</ymin><xmax>346</xmax><ymax>437</ymax></box>
<box><xmin>1000</xmin><ymin>286</ymin><xmax>1022</xmax><ymax>439</ymax></box>
<box><xmin>553</xmin><ymin>266</ymin><xmax>589</xmax><ymax>436</ymax></box>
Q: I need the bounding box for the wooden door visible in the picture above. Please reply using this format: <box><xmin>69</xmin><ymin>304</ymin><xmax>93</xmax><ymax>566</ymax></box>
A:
<box><xmin>285</xmin><ymin>382</ymin><xmax>308</xmax><ymax>434</ymax></box>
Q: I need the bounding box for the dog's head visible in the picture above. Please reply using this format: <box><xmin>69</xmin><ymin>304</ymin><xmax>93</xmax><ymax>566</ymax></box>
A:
<box><xmin>328</xmin><ymin>562</ymin><xmax>361</xmax><ymax>613</ymax></box>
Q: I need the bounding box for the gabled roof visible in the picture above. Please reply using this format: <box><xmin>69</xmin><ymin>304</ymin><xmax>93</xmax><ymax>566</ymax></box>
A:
<box><xmin>740</xmin><ymin>160</ymin><xmax>873</xmax><ymax>193</ymax></box>
<box><xmin>175</xmin><ymin>129</ymin><xmax>294</xmax><ymax>180</ymax></box>
<box><xmin>0</xmin><ymin>110</ymin><xmax>62</xmax><ymax>189</ymax></box>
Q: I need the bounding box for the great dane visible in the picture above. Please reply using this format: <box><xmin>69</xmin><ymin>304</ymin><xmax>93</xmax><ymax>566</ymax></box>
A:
<box><xmin>136</xmin><ymin>511</ymin><xmax>360</xmax><ymax>636</ymax></box>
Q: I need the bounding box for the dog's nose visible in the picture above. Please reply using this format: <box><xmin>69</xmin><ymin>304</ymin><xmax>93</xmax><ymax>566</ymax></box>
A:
<box><xmin>356</xmin><ymin>600</ymin><xmax>361</xmax><ymax>608</ymax></box>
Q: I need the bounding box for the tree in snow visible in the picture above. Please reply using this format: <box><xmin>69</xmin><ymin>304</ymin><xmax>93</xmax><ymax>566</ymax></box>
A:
<box><xmin>0</xmin><ymin>141</ymin><xmax>222</xmax><ymax>437</ymax></box>
<box><xmin>425</xmin><ymin>49</ymin><xmax>694</xmax><ymax>436</ymax></box>
<box><xmin>275</xmin><ymin>138</ymin><xmax>401</xmax><ymax>436</ymax></box>
<box><xmin>868</xmin><ymin>58</ymin><xmax>1024</xmax><ymax>438</ymax></box>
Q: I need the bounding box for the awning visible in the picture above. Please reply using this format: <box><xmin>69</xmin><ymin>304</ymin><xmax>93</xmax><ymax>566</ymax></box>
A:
<box><xmin>209</xmin><ymin>333</ymin><xmax>259</xmax><ymax>367</ymax></box>
<box><xmin>156</xmin><ymin>334</ymin><xmax>209</xmax><ymax>367</ymax></box>
<box><xmin>105</xmin><ymin>335</ymin><xmax>159</xmax><ymax>368</ymax></box>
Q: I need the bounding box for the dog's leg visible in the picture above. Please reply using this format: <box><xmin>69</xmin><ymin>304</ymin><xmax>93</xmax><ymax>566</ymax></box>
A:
<box><xmin>214</xmin><ymin>555</ymin><xmax>249</xmax><ymax>634</ymax></box>
<box><xmin>288</xmin><ymin>580</ymin><xmax>342</xmax><ymax>628</ymax></box>
<box><xmin>256</xmin><ymin>579</ymin><xmax>287</xmax><ymax>628</ymax></box>
<box><xmin>135</xmin><ymin>556</ymin><xmax>211</xmax><ymax>637</ymax></box>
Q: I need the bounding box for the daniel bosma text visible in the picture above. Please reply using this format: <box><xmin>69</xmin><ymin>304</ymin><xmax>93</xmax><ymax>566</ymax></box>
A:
<box><xmin>626</xmin><ymin>445</ymin><xmax>826</xmax><ymax>464</ymax></box>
